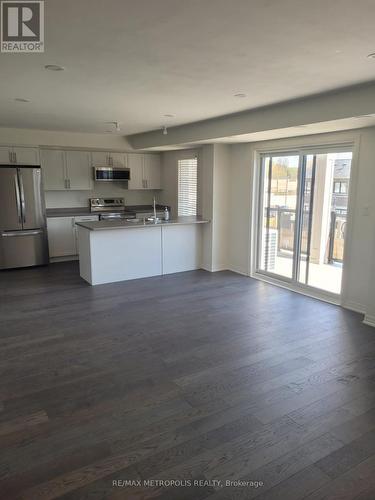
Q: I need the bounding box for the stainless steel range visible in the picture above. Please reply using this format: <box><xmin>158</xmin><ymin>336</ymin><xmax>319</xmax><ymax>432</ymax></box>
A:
<box><xmin>90</xmin><ymin>198</ymin><xmax>136</xmax><ymax>221</ymax></box>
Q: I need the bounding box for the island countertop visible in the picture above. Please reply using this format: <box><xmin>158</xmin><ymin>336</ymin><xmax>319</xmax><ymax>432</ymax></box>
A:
<box><xmin>76</xmin><ymin>216</ymin><xmax>209</xmax><ymax>231</ymax></box>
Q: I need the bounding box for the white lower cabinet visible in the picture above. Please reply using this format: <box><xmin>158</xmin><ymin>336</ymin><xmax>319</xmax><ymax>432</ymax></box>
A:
<box><xmin>47</xmin><ymin>215</ymin><xmax>99</xmax><ymax>258</ymax></box>
<box><xmin>73</xmin><ymin>216</ymin><xmax>99</xmax><ymax>252</ymax></box>
<box><xmin>47</xmin><ymin>217</ymin><xmax>76</xmax><ymax>258</ymax></box>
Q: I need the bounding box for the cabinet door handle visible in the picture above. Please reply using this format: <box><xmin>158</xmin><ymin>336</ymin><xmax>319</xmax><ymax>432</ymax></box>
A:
<box><xmin>68</xmin><ymin>179</ymin><xmax>71</xmax><ymax>189</ymax></box>
<box><xmin>13</xmin><ymin>152</ymin><xmax>17</xmax><ymax>163</ymax></box>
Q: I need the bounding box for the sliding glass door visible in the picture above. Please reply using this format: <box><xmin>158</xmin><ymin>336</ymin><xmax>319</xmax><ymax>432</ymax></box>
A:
<box><xmin>258</xmin><ymin>154</ymin><xmax>299</xmax><ymax>280</ymax></box>
<box><xmin>257</xmin><ymin>149</ymin><xmax>352</xmax><ymax>296</ymax></box>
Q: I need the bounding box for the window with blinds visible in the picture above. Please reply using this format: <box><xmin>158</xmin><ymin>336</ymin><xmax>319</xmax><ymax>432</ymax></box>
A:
<box><xmin>178</xmin><ymin>158</ymin><xmax>198</xmax><ymax>216</ymax></box>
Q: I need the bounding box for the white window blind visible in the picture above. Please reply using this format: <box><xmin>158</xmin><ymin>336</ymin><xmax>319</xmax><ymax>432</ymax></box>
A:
<box><xmin>178</xmin><ymin>158</ymin><xmax>198</xmax><ymax>216</ymax></box>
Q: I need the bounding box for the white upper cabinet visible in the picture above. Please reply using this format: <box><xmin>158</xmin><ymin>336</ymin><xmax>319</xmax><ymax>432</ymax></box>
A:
<box><xmin>42</xmin><ymin>149</ymin><xmax>93</xmax><ymax>191</ymax></box>
<box><xmin>127</xmin><ymin>154</ymin><xmax>161</xmax><ymax>190</ymax></box>
<box><xmin>12</xmin><ymin>147</ymin><xmax>40</xmax><ymax>165</ymax></box>
<box><xmin>2</xmin><ymin>145</ymin><xmax>160</xmax><ymax>191</ymax></box>
<box><xmin>128</xmin><ymin>154</ymin><xmax>144</xmax><ymax>190</ymax></box>
<box><xmin>66</xmin><ymin>151</ymin><xmax>92</xmax><ymax>190</ymax></box>
<box><xmin>91</xmin><ymin>151</ymin><xmax>127</xmax><ymax>167</ymax></box>
<box><xmin>0</xmin><ymin>146</ymin><xmax>39</xmax><ymax>165</ymax></box>
<box><xmin>144</xmin><ymin>154</ymin><xmax>161</xmax><ymax>189</ymax></box>
<box><xmin>41</xmin><ymin>149</ymin><xmax>66</xmax><ymax>190</ymax></box>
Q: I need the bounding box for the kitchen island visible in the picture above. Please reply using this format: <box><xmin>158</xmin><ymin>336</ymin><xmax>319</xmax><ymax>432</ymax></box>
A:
<box><xmin>76</xmin><ymin>216</ymin><xmax>209</xmax><ymax>285</ymax></box>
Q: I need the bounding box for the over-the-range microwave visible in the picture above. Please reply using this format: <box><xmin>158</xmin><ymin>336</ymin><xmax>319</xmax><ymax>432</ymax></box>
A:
<box><xmin>94</xmin><ymin>167</ymin><xmax>131</xmax><ymax>182</ymax></box>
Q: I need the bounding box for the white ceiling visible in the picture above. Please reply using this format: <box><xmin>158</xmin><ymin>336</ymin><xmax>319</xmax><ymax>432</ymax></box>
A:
<box><xmin>1</xmin><ymin>0</ymin><xmax>375</xmax><ymax>135</ymax></box>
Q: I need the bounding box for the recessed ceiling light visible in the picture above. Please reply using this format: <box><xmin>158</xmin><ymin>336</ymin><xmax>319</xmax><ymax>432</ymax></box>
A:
<box><xmin>164</xmin><ymin>114</ymin><xmax>175</xmax><ymax>118</ymax></box>
<box><xmin>234</xmin><ymin>93</ymin><xmax>247</xmax><ymax>98</ymax></box>
<box><xmin>14</xmin><ymin>98</ymin><xmax>31</xmax><ymax>103</ymax></box>
<box><xmin>367</xmin><ymin>53</ymin><xmax>375</xmax><ymax>59</ymax></box>
<box><xmin>44</xmin><ymin>64</ymin><xmax>65</xmax><ymax>71</ymax></box>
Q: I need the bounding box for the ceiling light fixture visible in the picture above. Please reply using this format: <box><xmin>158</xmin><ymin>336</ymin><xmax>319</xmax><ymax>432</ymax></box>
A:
<box><xmin>14</xmin><ymin>98</ymin><xmax>31</xmax><ymax>103</ymax></box>
<box><xmin>162</xmin><ymin>126</ymin><xmax>168</xmax><ymax>135</ymax></box>
<box><xmin>164</xmin><ymin>114</ymin><xmax>175</xmax><ymax>118</ymax></box>
<box><xmin>367</xmin><ymin>53</ymin><xmax>375</xmax><ymax>59</ymax></box>
<box><xmin>44</xmin><ymin>64</ymin><xmax>65</xmax><ymax>71</ymax></box>
<box><xmin>234</xmin><ymin>93</ymin><xmax>247</xmax><ymax>98</ymax></box>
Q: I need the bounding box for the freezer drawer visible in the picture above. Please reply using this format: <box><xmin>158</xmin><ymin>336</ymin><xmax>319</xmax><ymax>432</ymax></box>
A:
<box><xmin>0</xmin><ymin>230</ymin><xmax>48</xmax><ymax>269</ymax></box>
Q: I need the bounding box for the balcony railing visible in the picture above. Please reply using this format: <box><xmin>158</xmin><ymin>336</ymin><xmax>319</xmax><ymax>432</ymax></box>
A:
<box><xmin>265</xmin><ymin>207</ymin><xmax>347</xmax><ymax>263</ymax></box>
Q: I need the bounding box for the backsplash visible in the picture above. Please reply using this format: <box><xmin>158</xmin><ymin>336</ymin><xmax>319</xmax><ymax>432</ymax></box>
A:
<box><xmin>44</xmin><ymin>184</ymin><xmax>162</xmax><ymax>209</ymax></box>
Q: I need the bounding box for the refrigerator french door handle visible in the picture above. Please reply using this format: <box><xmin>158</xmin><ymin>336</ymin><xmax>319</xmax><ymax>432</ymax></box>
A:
<box><xmin>14</xmin><ymin>173</ymin><xmax>22</xmax><ymax>223</ymax></box>
<box><xmin>18</xmin><ymin>170</ymin><xmax>26</xmax><ymax>223</ymax></box>
<box><xmin>1</xmin><ymin>230</ymin><xmax>43</xmax><ymax>237</ymax></box>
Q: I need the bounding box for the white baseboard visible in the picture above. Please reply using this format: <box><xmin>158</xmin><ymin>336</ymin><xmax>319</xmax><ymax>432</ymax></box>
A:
<box><xmin>227</xmin><ymin>266</ymin><xmax>249</xmax><ymax>277</ymax></box>
<box><xmin>50</xmin><ymin>256</ymin><xmax>78</xmax><ymax>263</ymax></box>
<box><xmin>341</xmin><ymin>300</ymin><xmax>366</xmax><ymax>314</ymax></box>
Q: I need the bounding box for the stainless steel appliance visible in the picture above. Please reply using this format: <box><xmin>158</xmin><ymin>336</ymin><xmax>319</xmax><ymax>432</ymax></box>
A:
<box><xmin>94</xmin><ymin>167</ymin><xmax>130</xmax><ymax>182</ymax></box>
<box><xmin>90</xmin><ymin>198</ymin><xmax>136</xmax><ymax>221</ymax></box>
<box><xmin>0</xmin><ymin>166</ymin><xmax>48</xmax><ymax>270</ymax></box>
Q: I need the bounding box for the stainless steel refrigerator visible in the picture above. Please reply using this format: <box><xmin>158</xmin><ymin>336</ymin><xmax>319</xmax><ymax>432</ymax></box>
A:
<box><xmin>0</xmin><ymin>166</ymin><xmax>49</xmax><ymax>269</ymax></box>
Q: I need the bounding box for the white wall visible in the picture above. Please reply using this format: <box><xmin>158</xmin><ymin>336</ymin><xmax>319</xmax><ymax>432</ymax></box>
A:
<box><xmin>198</xmin><ymin>144</ymin><xmax>231</xmax><ymax>272</ymax></box>
<box><xmin>227</xmin><ymin>128</ymin><xmax>375</xmax><ymax>318</ymax></box>
<box><xmin>228</xmin><ymin>143</ymin><xmax>253</xmax><ymax>275</ymax></box>
<box><xmin>211</xmin><ymin>144</ymin><xmax>230</xmax><ymax>271</ymax></box>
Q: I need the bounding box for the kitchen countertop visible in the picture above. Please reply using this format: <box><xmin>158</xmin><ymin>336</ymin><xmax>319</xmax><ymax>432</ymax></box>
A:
<box><xmin>46</xmin><ymin>205</ymin><xmax>170</xmax><ymax>218</ymax></box>
<box><xmin>76</xmin><ymin>216</ymin><xmax>209</xmax><ymax>231</ymax></box>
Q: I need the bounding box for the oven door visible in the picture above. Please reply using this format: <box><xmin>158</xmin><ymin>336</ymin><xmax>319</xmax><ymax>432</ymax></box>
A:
<box><xmin>94</xmin><ymin>168</ymin><xmax>130</xmax><ymax>182</ymax></box>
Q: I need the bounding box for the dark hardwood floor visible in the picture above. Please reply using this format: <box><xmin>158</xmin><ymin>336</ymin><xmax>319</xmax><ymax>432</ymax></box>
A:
<box><xmin>0</xmin><ymin>262</ymin><xmax>375</xmax><ymax>500</ymax></box>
